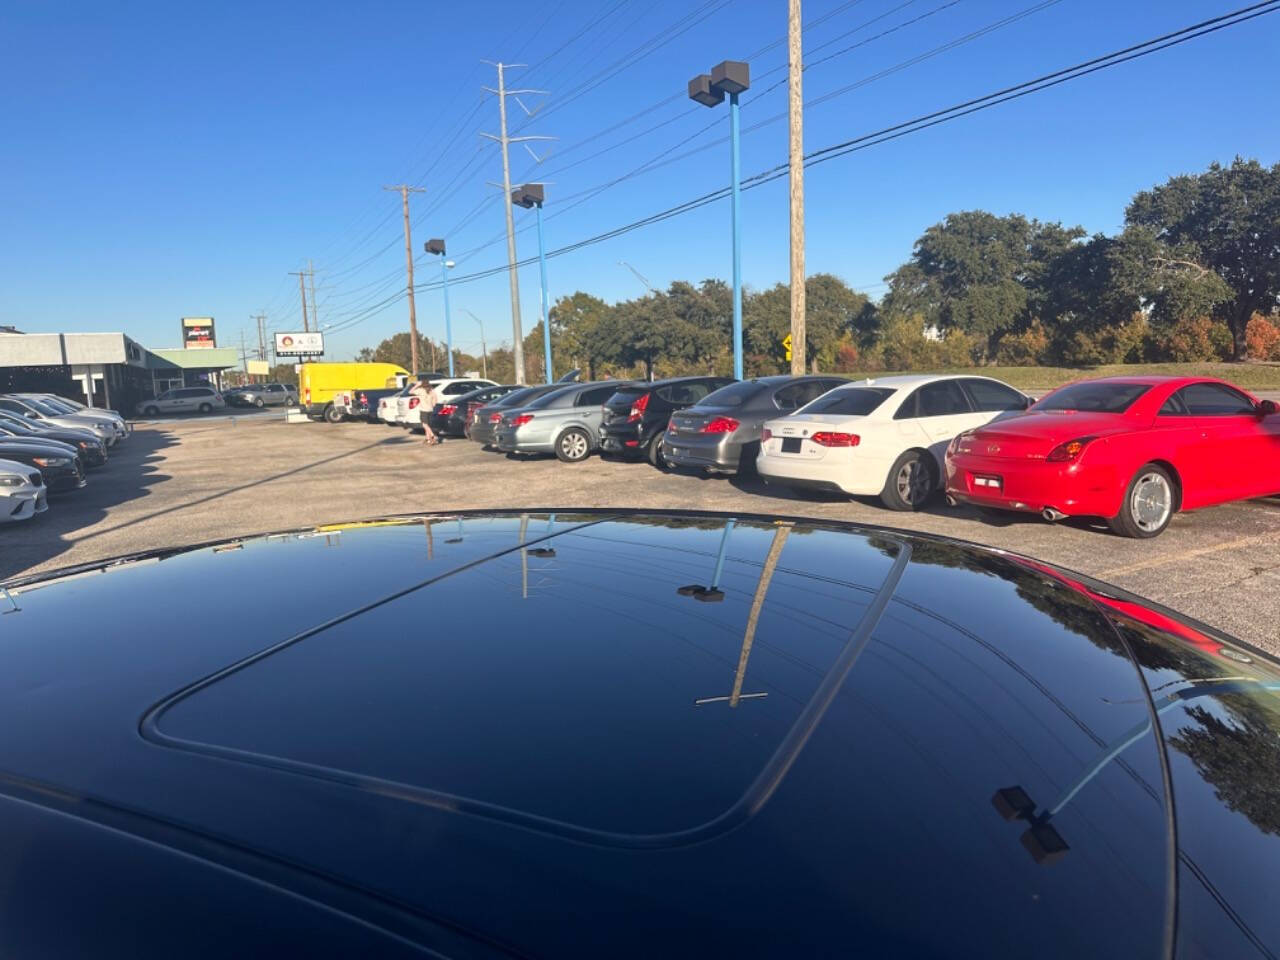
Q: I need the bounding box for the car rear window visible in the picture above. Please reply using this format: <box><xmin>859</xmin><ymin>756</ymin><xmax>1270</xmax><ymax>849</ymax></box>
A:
<box><xmin>1036</xmin><ymin>382</ymin><xmax>1150</xmax><ymax>414</ymax></box>
<box><xmin>698</xmin><ymin>380</ymin><xmax>768</xmax><ymax>408</ymax></box>
<box><xmin>605</xmin><ymin>387</ymin><xmax>646</xmax><ymax>408</ymax></box>
<box><xmin>797</xmin><ymin>387</ymin><xmax>895</xmax><ymax>417</ymax></box>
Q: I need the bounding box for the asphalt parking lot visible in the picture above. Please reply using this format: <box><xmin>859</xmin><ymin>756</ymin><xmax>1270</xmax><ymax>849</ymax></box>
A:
<box><xmin>5</xmin><ymin>412</ymin><xmax>1279</xmax><ymax>656</ymax></box>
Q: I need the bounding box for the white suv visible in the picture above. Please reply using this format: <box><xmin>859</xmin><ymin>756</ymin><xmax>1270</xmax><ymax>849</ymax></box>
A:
<box><xmin>136</xmin><ymin>386</ymin><xmax>226</xmax><ymax>416</ymax></box>
<box><xmin>393</xmin><ymin>378</ymin><xmax>497</xmax><ymax>427</ymax></box>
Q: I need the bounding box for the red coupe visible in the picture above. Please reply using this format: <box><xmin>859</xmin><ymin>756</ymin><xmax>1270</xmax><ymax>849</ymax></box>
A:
<box><xmin>945</xmin><ymin>376</ymin><xmax>1280</xmax><ymax>537</ymax></box>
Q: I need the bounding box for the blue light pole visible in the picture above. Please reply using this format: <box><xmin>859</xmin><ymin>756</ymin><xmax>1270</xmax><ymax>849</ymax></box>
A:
<box><xmin>424</xmin><ymin>238</ymin><xmax>454</xmax><ymax>376</ymax></box>
<box><xmin>689</xmin><ymin>61</ymin><xmax>750</xmax><ymax>381</ymax></box>
<box><xmin>513</xmin><ymin>184</ymin><xmax>553</xmax><ymax>383</ymax></box>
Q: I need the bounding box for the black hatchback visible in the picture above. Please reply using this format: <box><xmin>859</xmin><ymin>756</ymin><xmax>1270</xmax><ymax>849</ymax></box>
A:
<box><xmin>599</xmin><ymin>376</ymin><xmax>735</xmax><ymax>466</ymax></box>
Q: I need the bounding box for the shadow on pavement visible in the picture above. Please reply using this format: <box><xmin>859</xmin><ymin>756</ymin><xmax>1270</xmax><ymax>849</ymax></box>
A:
<box><xmin>0</xmin><ymin>429</ymin><xmax>176</xmax><ymax>580</ymax></box>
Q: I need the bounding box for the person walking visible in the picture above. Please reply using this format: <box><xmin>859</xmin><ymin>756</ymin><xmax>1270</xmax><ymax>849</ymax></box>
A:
<box><xmin>409</xmin><ymin>379</ymin><xmax>439</xmax><ymax>445</ymax></box>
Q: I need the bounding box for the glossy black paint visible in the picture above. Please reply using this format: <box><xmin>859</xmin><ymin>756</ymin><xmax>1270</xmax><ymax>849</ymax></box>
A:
<box><xmin>0</xmin><ymin>415</ymin><xmax>107</xmax><ymax>468</ymax></box>
<box><xmin>0</xmin><ymin>437</ymin><xmax>85</xmax><ymax>490</ymax></box>
<box><xmin>1</xmin><ymin>511</ymin><xmax>1277</xmax><ymax>959</ymax></box>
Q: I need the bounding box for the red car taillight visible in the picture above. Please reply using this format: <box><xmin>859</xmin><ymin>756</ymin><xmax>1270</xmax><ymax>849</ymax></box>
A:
<box><xmin>439</xmin><ymin>404</ymin><xmax>457</xmax><ymax>416</ymax></box>
<box><xmin>1046</xmin><ymin>436</ymin><xmax>1096</xmax><ymax>462</ymax></box>
<box><xmin>489</xmin><ymin>412</ymin><xmax>502</xmax><ymax>423</ymax></box>
<box><xmin>810</xmin><ymin>432</ymin><xmax>860</xmax><ymax>447</ymax></box>
<box><xmin>762</xmin><ymin>428</ymin><xmax>772</xmax><ymax>442</ymax></box>
<box><xmin>702</xmin><ymin>416</ymin><xmax>739</xmax><ymax>434</ymax></box>
<box><xmin>627</xmin><ymin>393</ymin><xmax>649</xmax><ymax>423</ymax></box>
<box><xmin>358</xmin><ymin>392</ymin><xmax>368</xmax><ymax>404</ymax></box>
<box><xmin>512</xmin><ymin>414</ymin><xmax>535</xmax><ymax>426</ymax></box>
<box><xmin>408</xmin><ymin>397</ymin><xmax>420</xmax><ymax>410</ymax></box>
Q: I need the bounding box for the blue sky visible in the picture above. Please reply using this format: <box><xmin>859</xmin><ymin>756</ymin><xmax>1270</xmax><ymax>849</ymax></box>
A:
<box><xmin>2</xmin><ymin>0</ymin><xmax>1277</xmax><ymax>362</ymax></box>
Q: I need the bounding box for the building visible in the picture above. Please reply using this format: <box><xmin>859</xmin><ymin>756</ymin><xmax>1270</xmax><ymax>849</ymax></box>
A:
<box><xmin>0</xmin><ymin>331</ymin><xmax>239</xmax><ymax>413</ymax></box>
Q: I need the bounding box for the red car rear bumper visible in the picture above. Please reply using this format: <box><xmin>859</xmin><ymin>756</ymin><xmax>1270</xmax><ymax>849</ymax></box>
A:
<box><xmin>945</xmin><ymin>453</ymin><xmax>1123</xmax><ymax>518</ymax></box>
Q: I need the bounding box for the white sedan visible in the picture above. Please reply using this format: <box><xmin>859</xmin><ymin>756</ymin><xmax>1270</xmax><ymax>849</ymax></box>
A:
<box><xmin>0</xmin><ymin>457</ymin><xmax>47</xmax><ymax>524</ymax></box>
<box><xmin>757</xmin><ymin>374</ymin><xmax>1030</xmax><ymax>511</ymax></box>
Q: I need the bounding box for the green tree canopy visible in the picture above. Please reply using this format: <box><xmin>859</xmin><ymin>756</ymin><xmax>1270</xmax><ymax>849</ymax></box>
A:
<box><xmin>1124</xmin><ymin>158</ymin><xmax>1279</xmax><ymax>357</ymax></box>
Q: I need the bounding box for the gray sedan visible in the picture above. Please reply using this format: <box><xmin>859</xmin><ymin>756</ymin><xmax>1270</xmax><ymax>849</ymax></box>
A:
<box><xmin>662</xmin><ymin>375</ymin><xmax>847</xmax><ymax>475</ymax></box>
<box><xmin>469</xmin><ymin>384</ymin><xmax>564</xmax><ymax>447</ymax></box>
<box><xmin>494</xmin><ymin>382</ymin><xmax>627</xmax><ymax>462</ymax></box>
<box><xmin>0</xmin><ymin>395</ymin><xmax>121</xmax><ymax>447</ymax></box>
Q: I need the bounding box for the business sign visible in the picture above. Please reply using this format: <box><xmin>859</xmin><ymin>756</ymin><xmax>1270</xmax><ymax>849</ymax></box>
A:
<box><xmin>246</xmin><ymin>360</ymin><xmax>270</xmax><ymax>376</ymax></box>
<box><xmin>182</xmin><ymin>316</ymin><xmax>216</xmax><ymax>349</ymax></box>
<box><xmin>275</xmin><ymin>331</ymin><xmax>324</xmax><ymax>357</ymax></box>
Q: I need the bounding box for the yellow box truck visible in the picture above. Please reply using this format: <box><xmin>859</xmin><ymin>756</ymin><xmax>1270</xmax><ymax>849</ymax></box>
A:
<box><xmin>299</xmin><ymin>362</ymin><xmax>410</xmax><ymax>422</ymax></box>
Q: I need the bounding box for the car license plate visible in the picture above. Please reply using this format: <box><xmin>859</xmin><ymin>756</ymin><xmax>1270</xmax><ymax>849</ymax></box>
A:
<box><xmin>974</xmin><ymin>475</ymin><xmax>1002</xmax><ymax>490</ymax></box>
<box><xmin>781</xmin><ymin>437</ymin><xmax>802</xmax><ymax>454</ymax></box>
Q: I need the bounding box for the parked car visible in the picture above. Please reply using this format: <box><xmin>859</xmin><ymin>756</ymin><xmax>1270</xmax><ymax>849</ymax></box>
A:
<box><xmin>757</xmin><ymin>374</ymin><xmax>1030</xmax><ymax>510</ymax></box>
<box><xmin>1</xmin><ymin>510</ymin><xmax>1277</xmax><ymax>958</ymax></box>
<box><xmin>23</xmin><ymin>394</ymin><xmax>128</xmax><ymax>441</ymax></box>
<box><xmin>0</xmin><ymin>457</ymin><xmax>46</xmax><ymax>524</ymax></box>
<box><xmin>392</xmin><ymin>377</ymin><xmax>498</xmax><ymax>429</ymax></box>
<box><xmin>228</xmin><ymin>383</ymin><xmax>297</xmax><ymax>408</ymax></box>
<box><xmin>468</xmin><ymin>384</ymin><xmax>565</xmax><ymax>447</ymax></box>
<box><xmin>663</xmin><ymin>375</ymin><xmax>847</xmax><ymax>476</ymax></box>
<box><xmin>0</xmin><ymin>411</ymin><xmax>107</xmax><ymax>468</ymax></box>
<box><xmin>377</xmin><ymin>384</ymin><xmax>413</xmax><ymax>426</ymax></box>
<box><xmin>0</xmin><ymin>395</ymin><xmax>120</xmax><ymax>447</ymax></box>
<box><xmin>429</xmin><ymin>384</ymin><xmax>521</xmax><ymax>438</ymax></box>
<box><xmin>600</xmin><ymin>376</ymin><xmax>736</xmax><ymax>466</ymax></box>
<box><xmin>945</xmin><ymin>375</ymin><xmax>1280</xmax><ymax>537</ymax></box>
<box><xmin>495</xmin><ymin>382</ymin><xmax>628</xmax><ymax>462</ymax></box>
<box><xmin>0</xmin><ymin>437</ymin><xmax>85</xmax><ymax>491</ymax></box>
<box><xmin>135</xmin><ymin>386</ymin><xmax>226</xmax><ymax>417</ymax></box>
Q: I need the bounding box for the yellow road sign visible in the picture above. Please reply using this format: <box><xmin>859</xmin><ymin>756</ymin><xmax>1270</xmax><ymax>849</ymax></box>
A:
<box><xmin>783</xmin><ymin>332</ymin><xmax>792</xmax><ymax>361</ymax></box>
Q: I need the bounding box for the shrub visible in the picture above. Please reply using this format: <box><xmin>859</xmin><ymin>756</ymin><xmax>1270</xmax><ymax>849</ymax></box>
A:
<box><xmin>995</xmin><ymin>321</ymin><xmax>1049</xmax><ymax>366</ymax></box>
<box><xmin>1245</xmin><ymin>313</ymin><xmax>1280</xmax><ymax>360</ymax></box>
<box><xmin>1161</xmin><ymin>316</ymin><xmax>1233</xmax><ymax>362</ymax></box>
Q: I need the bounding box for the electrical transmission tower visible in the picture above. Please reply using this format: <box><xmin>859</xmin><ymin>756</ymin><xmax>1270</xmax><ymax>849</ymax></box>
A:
<box><xmin>481</xmin><ymin>61</ymin><xmax>551</xmax><ymax>385</ymax></box>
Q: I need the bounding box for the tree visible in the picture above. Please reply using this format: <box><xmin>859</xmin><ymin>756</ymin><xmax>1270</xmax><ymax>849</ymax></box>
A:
<box><xmin>550</xmin><ymin>291</ymin><xmax>614</xmax><ymax>380</ymax></box>
<box><xmin>745</xmin><ymin>274</ymin><xmax>869</xmax><ymax>372</ymax></box>
<box><xmin>1245</xmin><ymin>313</ymin><xmax>1280</xmax><ymax>361</ymax></box>
<box><xmin>882</xmin><ymin>211</ymin><xmax>1085</xmax><ymax>358</ymax></box>
<box><xmin>1125</xmin><ymin>158</ymin><xmax>1280</xmax><ymax>357</ymax></box>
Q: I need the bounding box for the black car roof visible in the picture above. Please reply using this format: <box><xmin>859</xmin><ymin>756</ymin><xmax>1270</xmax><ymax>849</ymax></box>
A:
<box><xmin>2</xmin><ymin>511</ymin><xmax>1278</xmax><ymax>958</ymax></box>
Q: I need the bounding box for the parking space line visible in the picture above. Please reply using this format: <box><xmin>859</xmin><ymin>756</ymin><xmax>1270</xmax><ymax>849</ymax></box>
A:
<box><xmin>1097</xmin><ymin>531</ymin><xmax>1280</xmax><ymax>578</ymax></box>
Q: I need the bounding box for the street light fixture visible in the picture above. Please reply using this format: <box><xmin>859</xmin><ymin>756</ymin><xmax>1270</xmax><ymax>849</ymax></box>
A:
<box><xmin>688</xmin><ymin>60</ymin><xmax>749</xmax><ymax>381</ymax></box>
<box><xmin>512</xmin><ymin>183</ymin><xmax>553</xmax><ymax>384</ymax></box>
<box><xmin>424</xmin><ymin>238</ymin><xmax>455</xmax><ymax>377</ymax></box>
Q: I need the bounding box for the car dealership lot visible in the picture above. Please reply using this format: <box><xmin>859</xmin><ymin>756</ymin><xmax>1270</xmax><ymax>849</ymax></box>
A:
<box><xmin>4</xmin><ymin>414</ymin><xmax>1279</xmax><ymax>656</ymax></box>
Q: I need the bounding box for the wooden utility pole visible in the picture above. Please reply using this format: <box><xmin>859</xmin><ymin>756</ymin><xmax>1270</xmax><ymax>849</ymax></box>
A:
<box><xmin>385</xmin><ymin>184</ymin><xmax>426</xmax><ymax>374</ymax></box>
<box><xmin>289</xmin><ymin>270</ymin><xmax>309</xmax><ymax>334</ymax></box>
<box><xmin>307</xmin><ymin>259</ymin><xmax>318</xmax><ymax>333</ymax></box>
<box><xmin>788</xmin><ymin>0</ymin><xmax>806</xmax><ymax>375</ymax></box>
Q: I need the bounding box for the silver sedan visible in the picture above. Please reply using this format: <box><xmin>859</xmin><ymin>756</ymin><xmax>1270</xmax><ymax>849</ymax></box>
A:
<box><xmin>494</xmin><ymin>382</ymin><xmax>625</xmax><ymax>462</ymax></box>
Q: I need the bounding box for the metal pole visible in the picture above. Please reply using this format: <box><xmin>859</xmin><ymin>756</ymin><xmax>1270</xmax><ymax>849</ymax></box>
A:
<box><xmin>308</xmin><ymin>259</ymin><xmax>318</xmax><ymax>334</ymax></box>
<box><xmin>535</xmin><ymin>202</ymin><xmax>552</xmax><ymax>383</ymax></box>
<box><xmin>710</xmin><ymin>519</ymin><xmax>736</xmax><ymax>590</ymax></box>
<box><xmin>496</xmin><ymin>64</ymin><xmax>525</xmax><ymax>384</ymax></box>
<box><xmin>729</xmin><ymin>90</ymin><xmax>743</xmax><ymax>382</ymax></box>
<box><xmin>788</xmin><ymin>0</ymin><xmax>807</xmax><ymax>375</ymax></box>
<box><xmin>441</xmin><ymin>258</ymin><xmax>454</xmax><ymax>377</ymax></box>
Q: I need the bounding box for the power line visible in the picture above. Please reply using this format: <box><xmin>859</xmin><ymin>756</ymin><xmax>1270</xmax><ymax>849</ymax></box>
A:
<box><xmin>325</xmin><ymin>1</ymin><xmax>1277</xmax><ymax>336</ymax></box>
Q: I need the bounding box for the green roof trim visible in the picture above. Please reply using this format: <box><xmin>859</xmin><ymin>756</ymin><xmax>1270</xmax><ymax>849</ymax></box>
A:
<box><xmin>147</xmin><ymin>347</ymin><xmax>240</xmax><ymax>370</ymax></box>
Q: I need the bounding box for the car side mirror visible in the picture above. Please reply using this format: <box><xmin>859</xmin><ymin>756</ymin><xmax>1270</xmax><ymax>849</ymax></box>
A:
<box><xmin>1259</xmin><ymin>399</ymin><xmax>1278</xmax><ymax>416</ymax></box>
<box><xmin>1020</xmin><ymin>394</ymin><xmax>1033</xmax><ymax>409</ymax></box>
